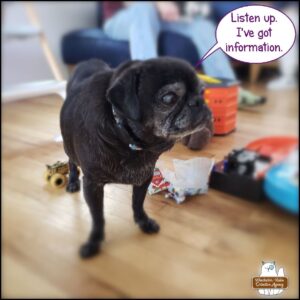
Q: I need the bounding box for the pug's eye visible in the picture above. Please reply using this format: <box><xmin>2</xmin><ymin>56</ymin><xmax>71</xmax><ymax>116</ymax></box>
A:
<box><xmin>162</xmin><ymin>92</ymin><xmax>177</xmax><ymax>105</ymax></box>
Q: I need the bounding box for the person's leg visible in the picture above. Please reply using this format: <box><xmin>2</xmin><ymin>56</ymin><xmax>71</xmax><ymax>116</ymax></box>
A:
<box><xmin>129</xmin><ymin>3</ymin><xmax>160</xmax><ymax>60</ymax></box>
<box><xmin>103</xmin><ymin>8</ymin><xmax>131</xmax><ymax>41</ymax></box>
<box><xmin>103</xmin><ymin>2</ymin><xmax>161</xmax><ymax>60</ymax></box>
<box><xmin>189</xmin><ymin>17</ymin><xmax>236</xmax><ymax>80</ymax></box>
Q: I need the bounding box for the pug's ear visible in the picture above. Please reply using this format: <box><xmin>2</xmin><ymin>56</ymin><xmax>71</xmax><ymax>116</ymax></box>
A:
<box><xmin>106</xmin><ymin>68</ymin><xmax>141</xmax><ymax>122</ymax></box>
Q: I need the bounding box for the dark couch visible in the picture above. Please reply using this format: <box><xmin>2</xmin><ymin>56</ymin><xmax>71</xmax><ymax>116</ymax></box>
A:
<box><xmin>61</xmin><ymin>2</ymin><xmax>200</xmax><ymax>68</ymax></box>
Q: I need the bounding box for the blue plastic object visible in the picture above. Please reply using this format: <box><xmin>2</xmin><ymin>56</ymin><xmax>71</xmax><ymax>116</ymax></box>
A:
<box><xmin>264</xmin><ymin>153</ymin><xmax>299</xmax><ymax>214</ymax></box>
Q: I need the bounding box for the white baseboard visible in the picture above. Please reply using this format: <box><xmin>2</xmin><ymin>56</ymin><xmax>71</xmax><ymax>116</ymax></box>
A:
<box><xmin>2</xmin><ymin>80</ymin><xmax>67</xmax><ymax>103</ymax></box>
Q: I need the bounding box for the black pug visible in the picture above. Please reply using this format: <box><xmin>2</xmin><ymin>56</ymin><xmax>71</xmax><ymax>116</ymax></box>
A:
<box><xmin>60</xmin><ymin>57</ymin><xmax>213</xmax><ymax>258</ymax></box>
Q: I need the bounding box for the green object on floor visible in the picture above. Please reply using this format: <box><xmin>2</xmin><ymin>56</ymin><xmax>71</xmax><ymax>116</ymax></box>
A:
<box><xmin>238</xmin><ymin>88</ymin><xmax>266</xmax><ymax>108</ymax></box>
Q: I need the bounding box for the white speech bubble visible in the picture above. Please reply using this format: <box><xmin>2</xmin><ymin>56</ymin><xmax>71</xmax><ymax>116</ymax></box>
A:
<box><xmin>199</xmin><ymin>5</ymin><xmax>296</xmax><ymax>64</ymax></box>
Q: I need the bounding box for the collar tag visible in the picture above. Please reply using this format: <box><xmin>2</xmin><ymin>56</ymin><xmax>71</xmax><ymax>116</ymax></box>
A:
<box><xmin>129</xmin><ymin>144</ymin><xmax>143</xmax><ymax>151</ymax></box>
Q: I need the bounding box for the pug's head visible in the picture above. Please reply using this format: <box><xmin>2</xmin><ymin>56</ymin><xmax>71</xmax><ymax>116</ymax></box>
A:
<box><xmin>107</xmin><ymin>57</ymin><xmax>213</xmax><ymax>144</ymax></box>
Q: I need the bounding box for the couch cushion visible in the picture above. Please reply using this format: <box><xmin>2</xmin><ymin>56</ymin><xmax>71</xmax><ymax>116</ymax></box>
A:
<box><xmin>61</xmin><ymin>28</ymin><xmax>199</xmax><ymax>67</ymax></box>
<box><xmin>158</xmin><ymin>31</ymin><xmax>199</xmax><ymax>65</ymax></box>
<box><xmin>61</xmin><ymin>29</ymin><xmax>130</xmax><ymax>67</ymax></box>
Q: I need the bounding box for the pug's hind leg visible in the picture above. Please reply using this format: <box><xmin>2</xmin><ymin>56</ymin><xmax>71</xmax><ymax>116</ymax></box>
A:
<box><xmin>66</xmin><ymin>161</ymin><xmax>80</xmax><ymax>192</ymax></box>
<box><xmin>132</xmin><ymin>177</ymin><xmax>160</xmax><ymax>234</ymax></box>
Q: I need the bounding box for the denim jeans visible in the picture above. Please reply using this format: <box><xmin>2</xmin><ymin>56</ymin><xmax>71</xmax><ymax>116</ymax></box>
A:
<box><xmin>103</xmin><ymin>2</ymin><xmax>236</xmax><ymax>80</ymax></box>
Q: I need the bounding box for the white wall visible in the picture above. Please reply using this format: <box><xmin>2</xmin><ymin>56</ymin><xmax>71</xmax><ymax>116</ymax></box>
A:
<box><xmin>2</xmin><ymin>1</ymin><xmax>98</xmax><ymax>92</ymax></box>
<box><xmin>33</xmin><ymin>1</ymin><xmax>98</xmax><ymax>77</ymax></box>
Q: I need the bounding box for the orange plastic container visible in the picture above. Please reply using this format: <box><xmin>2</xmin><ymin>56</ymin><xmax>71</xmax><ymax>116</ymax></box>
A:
<box><xmin>204</xmin><ymin>79</ymin><xmax>239</xmax><ymax>135</ymax></box>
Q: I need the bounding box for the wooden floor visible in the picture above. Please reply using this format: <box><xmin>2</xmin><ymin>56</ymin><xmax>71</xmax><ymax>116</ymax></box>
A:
<box><xmin>2</xmin><ymin>86</ymin><xmax>299</xmax><ymax>298</ymax></box>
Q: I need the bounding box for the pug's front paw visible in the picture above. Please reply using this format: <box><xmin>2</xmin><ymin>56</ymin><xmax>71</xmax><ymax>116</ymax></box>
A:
<box><xmin>79</xmin><ymin>242</ymin><xmax>100</xmax><ymax>258</ymax></box>
<box><xmin>137</xmin><ymin>218</ymin><xmax>160</xmax><ymax>234</ymax></box>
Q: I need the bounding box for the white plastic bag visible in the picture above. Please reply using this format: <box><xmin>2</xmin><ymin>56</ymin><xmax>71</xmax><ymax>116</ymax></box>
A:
<box><xmin>161</xmin><ymin>157</ymin><xmax>215</xmax><ymax>204</ymax></box>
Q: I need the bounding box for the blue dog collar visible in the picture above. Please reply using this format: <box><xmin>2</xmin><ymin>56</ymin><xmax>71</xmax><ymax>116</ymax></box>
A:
<box><xmin>112</xmin><ymin>107</ymin><xmax>143</xmax><ymax>151</ymax></box>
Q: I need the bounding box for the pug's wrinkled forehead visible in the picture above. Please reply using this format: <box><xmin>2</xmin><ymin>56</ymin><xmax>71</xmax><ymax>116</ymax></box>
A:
<box><xmin>140</xmin><ymin>57</ymin><xmax>202</xmax><ymax>94</ymax></box>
